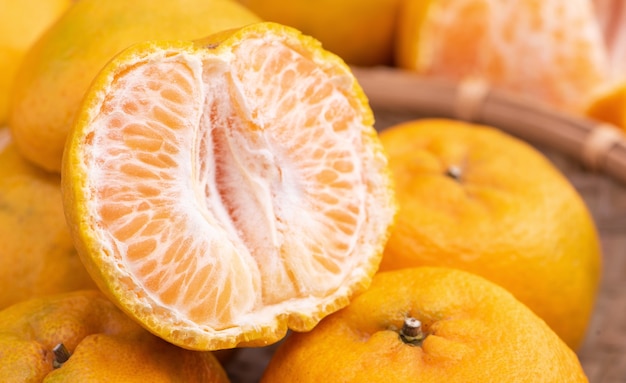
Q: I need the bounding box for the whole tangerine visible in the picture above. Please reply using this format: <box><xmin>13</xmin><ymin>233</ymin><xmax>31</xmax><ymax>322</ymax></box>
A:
<box><xmin>378</xmin><ymin>118</ymin><xmax>601</xmax><ymax>350</ymax></box>
<box><xmin>261</xmin><ymin>267</ymin><xmax>589</xmax><ymax>382</ymax></box>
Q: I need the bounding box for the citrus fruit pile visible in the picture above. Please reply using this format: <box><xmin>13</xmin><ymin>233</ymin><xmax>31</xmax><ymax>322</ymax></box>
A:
<box><xmin>0</xmin><ymin>0</ymin><xmax>605</xmax><ymax>381</ymax></box>
<box><xmin>0</xmin><ymin>128</ymin><xmax>96</xmax><ymax>309</ymax></box>
<box><xmin>0</xmin><ymin>0</ymin><xmax>71</xmax><ymax>126</ymax></box>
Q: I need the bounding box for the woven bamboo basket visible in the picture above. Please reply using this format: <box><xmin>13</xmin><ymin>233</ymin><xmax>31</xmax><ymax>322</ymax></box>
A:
<box><xmin>223</xmin><ymin>67</ymin><xmax>626</xmax><ymax>383</ymax></box>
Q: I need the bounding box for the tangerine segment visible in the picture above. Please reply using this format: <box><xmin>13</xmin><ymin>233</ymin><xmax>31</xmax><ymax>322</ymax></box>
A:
<box><xmin>62</xmin><ymin>22</ymin><xmax>396</xmax><ymax>351</ymax></box>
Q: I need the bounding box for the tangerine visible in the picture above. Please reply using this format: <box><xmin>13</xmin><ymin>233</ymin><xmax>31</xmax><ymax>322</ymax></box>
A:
<box><xmin>378</xmin><ymin>119</ymin><xmax>601</xmax><ymax>350</ymax></box>
<box><xmin>261</xmin><ymin>267</ymin><xmax>589</xmax><ymax>382</ymax></box>
<box><xmin>62</xmin><ymin>22</ymin><xmax>396</xmax><ymax>351</ymax></box>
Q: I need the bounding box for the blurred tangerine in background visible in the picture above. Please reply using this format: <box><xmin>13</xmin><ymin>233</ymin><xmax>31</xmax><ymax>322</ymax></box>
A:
<box><xmin>261</xmin><ymin>267</ymin><xmax>589</xmax><ymax>383</ymax></box>
<box><xmin>238</xmin><ymin>0</ymin><xmax>403</xmax><ymax>66</ymax></box>
<box><xmin>395</xmin><ymin>0</ymin><xmax>610</xmax><ymax>114</ymax></box>
<box><xmin>0</xmin><ymin>0</ymin><xmax>71</xmax><ymax>125</ymax></box>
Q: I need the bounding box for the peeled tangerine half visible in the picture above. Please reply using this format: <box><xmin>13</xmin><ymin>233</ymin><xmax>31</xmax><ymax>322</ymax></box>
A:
<box><xmin>61</xmin><ymin>22</ymin><xmax>396</xmax><ymax>351</ymax></box>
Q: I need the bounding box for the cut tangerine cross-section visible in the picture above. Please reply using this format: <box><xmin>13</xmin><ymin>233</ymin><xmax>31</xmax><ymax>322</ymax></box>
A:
<box><xmin>62</xmin><ymin>22</ymin><xmax>396</xmax><ymax>351</ymax></box>
<box><xmin>395</xmin><ymin>0</ymin><xmax>609</xmax><ymax>113</ymax></box>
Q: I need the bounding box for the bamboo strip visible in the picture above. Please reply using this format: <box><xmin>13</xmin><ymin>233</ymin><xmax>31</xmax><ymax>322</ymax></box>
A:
<box><xmin>352</xmin><ymin>66</ymin><xmax>626</xmax><ymax>185</ymax></box>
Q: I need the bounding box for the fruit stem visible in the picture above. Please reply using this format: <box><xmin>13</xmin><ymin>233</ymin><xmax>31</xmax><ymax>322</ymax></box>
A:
<box><xmin>52</xmin><ymin>343</ymin><xmax>71</xmax><ymax>369</ymax></box>
<box><xmin>400</xmin><ymin>317</ymin><xmax>425</xmax><ymax>346</ymax></box>
<box><xmin>446</xmin><ymin>165</ymin><xmax>463</xmax><ymax>181</ymax></box>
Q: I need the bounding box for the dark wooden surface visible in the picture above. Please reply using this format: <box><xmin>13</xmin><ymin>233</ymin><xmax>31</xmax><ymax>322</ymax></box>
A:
<box><xmin>223</xmin><ymin>108</ymin><xmax>626</xmax><ymax>383</ymax></box>
<box><xmin>554</xmin><ymin>149</ymin><xmax>626</xmax><ymax>383</ymax></box>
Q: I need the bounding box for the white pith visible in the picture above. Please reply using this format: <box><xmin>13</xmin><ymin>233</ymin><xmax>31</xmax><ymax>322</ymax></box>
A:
<box><xmin>77</xmin><ymin>34</ymin><xmax>393</xmax><ymax>346</ymax></box>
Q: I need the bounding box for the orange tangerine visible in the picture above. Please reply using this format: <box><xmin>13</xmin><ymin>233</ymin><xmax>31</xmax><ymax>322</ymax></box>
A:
<box><xmin>0</xmin><ymin>290</ymin><xmax>229</xmax><ymax>382</ymax></box>
<box><xmin>0</xmin><ymin>127</ymin><xmax>95</xmax><ymax>309</ymax></box>
<box><xmin>61</xmin><ymin>22</ymin><xmax>396</xmax><ymax>351</ymax></box>
<box><xmin>377</xmin><ymin>119</ymin><xmax>601</xmax><ymax>350</ymax></box>
<box><xmin>261</xmin><ymin>267</ymin><xmax>589</xmax><ymax>382</ymax></box>
<box><xmin>584</xmin><ymin>81</ymin><xmax>626</xmax><ymax>132</ymax></box>
<box><xmin>238</xmin><ymin>0</ymin><xmax>402</xmax><ymax>66</ymax></box>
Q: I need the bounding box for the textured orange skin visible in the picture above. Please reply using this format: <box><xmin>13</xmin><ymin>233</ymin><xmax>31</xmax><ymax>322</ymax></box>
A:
<box><xmin>0</xmin><ymin>290</ymin><xmax>230</xmax><ymax>382</ymax></box>
<box><xmin>261</xmin><ymin>267</ymin><xmax>589</xmax><ymax>383</ymax></box>
<box><xmin>0</xmin><ymin>0</ymin><xmax>71</xmax><ymax>125</ymax></box>
<box><xmin>395</xmin><ymin>0</ymin><xmax>609</xmax><ymax>113</ymax></box>
<box><xmin>0</xmin><ymin>131</ymin><xmax>95</xmax><ymax>309</ymax></box>
<box><xmin>378</xmin><ymin>119</ymin><xmax>601</xmax><ymax>350</ymax></box>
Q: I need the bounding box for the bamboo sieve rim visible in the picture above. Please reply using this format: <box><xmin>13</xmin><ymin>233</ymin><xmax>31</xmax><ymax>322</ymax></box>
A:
<box><xmin>352</xmin><ymin>66</ymin><xmax>626</xmax><ymax>185</ymax></box>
